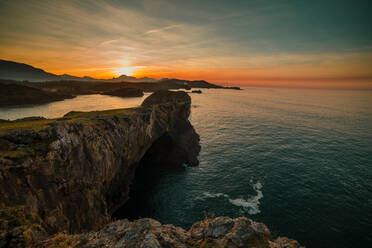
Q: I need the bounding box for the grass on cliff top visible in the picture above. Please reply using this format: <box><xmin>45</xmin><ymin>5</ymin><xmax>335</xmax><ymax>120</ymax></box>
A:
<box><xmin>0</xmin><ymin>119</ymin><xmax>56</xmax><ymax>134</ymax></box>
<box><xmin>0</xmin><ymin>108</ymin><xmax>138</xmax><ymax>134</ymax></box>
<box><xmin>63</xmin><ymin>108</ymin><xmax>137</xmax><ymax>119</ymax></box>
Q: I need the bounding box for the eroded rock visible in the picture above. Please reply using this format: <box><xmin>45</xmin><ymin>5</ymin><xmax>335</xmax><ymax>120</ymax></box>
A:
<box><xmin>39</xmin><ymin>217</ymin><xmax>303</xmax><ymax>248</ymax></box>
<box><xmin>0</xmin><ymin>91</ymin><xmax>302</xmax><ymax>248</ymax></box>
<box><xmin>0</xmin><ymin>91</ymin><xmax>200</xmax><ymax>247</ymax></box>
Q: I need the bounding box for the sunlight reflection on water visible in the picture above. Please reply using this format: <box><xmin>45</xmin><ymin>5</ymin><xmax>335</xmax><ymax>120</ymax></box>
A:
<box><xmin>0</xmin><ymin>93</ymin><xmax>150</xmax><ymax>120</ymax></box>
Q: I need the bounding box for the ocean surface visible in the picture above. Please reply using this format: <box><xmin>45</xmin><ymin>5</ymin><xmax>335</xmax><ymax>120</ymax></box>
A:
<box><xmin>1</xmin><ymin>88</ymin><xmax>372</xmax><ymax>248</ymax></box>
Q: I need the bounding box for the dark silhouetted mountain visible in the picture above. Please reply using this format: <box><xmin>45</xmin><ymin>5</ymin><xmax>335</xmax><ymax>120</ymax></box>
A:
<box><xmin>0</xmin><ymin>80</ymin><xmax>73</xmax><ymax>107</ymax></box>
<box><xmin>110</xmin><ymin>75</ymin><xmax>158</xmax><ymax>83</ymax></box>
<box><xmin>0</xmin><ymin>59</ymin><xmax>158</xmax><ymax>82</ymax></box>
<box><xmin>0</xmin><ymin>59</ymin><xmax>239</xmax><ymax>99</ymax></box>
<box><xmin>0</xmin><ymin>59</ymin><xmax>60</xmax><ymax>81</ymax></box>
<box><xmin>159</xmin><ymin>78</ymin><xmax>224</xmax><ymax>88</ymax></box>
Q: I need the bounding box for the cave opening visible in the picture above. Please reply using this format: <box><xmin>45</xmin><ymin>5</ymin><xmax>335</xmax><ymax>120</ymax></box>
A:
<box><xmin>112</xmin><ymin>132</ymin><xmax>186</xmax><ymax>220</ymax></box>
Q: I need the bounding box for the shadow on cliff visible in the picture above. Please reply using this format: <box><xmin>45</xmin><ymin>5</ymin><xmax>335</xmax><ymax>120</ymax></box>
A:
<box><xmin>112</xmin><ymin>132</ymin><xmax>189</xmax><ymax>220</ymax></box>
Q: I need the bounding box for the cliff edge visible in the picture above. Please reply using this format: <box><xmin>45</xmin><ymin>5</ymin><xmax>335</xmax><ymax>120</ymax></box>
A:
<box><xmin>0</xmin><ymin>91</ymin><xmax>301</xmax><ymax>247</ymax></box>
<box><xmin>0</xmin><ymin>90</ymin><xmax>200</xmax><ymax>246</ymax></box>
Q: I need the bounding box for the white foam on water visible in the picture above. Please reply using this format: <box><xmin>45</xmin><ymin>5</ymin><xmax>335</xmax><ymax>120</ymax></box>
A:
<box><xmin>228</xmin><ymin>184</ymin><xmax>263</xmax><ymax>215</ymax></box>
<box><xmin>203</xmin><ymin>192</ymin><xmax>229</xmax><ymax>198</ymax></box>
<box><xmin>202</xmin><ymin>181</ymin><xmax>264</xmax><ymax>215</ymax></box>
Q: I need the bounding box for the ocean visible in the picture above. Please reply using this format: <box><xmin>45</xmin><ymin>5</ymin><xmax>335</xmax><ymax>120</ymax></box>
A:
<box><xmin>1</xmin><ymin>87</ymin><xmax>371</xmax><ymax>247</ymax></box>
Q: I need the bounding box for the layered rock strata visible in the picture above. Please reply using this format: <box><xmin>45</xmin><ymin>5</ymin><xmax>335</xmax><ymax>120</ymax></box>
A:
<box><xmin>0</xmin><ymin>91</ymin><xmax>200</xmax><ymax>246</ymax></box>
<box><xmin>0</xmin><ymin>91</ymin><xmax>301</xmax><ymax>247</ymax></box>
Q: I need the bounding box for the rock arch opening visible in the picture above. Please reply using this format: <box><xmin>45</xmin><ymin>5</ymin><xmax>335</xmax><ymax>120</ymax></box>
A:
<box><xmin>112</xmin><ymin>132</ymin><xmax>187</xmax><ymax>220</ymax></box>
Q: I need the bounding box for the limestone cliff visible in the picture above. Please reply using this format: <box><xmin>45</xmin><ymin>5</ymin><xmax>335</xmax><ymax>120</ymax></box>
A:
<box><xmin>0</xmin><ymin>91</ymin><xmax>301</xmax><ymax>248</ymax></box>
<box><xmin>0</xmin><ymin>91</ymin><xmax>200</xmax><ymax>247</ymax></box>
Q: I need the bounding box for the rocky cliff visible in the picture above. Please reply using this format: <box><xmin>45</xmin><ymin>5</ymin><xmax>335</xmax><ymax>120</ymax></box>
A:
<box><xmin>40</xmin><ymin>217</ymin><xmax>303</xmax><ymax>248</ymax></box>
<box><xmin>0</xmin><ymin>91</ymin><xmax>301</xmax><ymax>247</ymax></box>
<box><xmin>0</xmin><ymin>91</ymin><xmax>200</xmax><ymax>247</ymax></box>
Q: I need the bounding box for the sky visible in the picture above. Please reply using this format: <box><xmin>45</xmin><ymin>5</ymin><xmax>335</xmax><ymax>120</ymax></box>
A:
<box><xmin>0</xmin><ymin>0</ymin><xmax>371</xmax><ymax>88</ymax></box>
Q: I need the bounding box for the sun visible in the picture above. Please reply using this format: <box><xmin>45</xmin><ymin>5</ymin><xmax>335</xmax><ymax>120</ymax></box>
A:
<box><xmin>114</xmin><ymin>65</ymin><xmax>145</xmax><ymax>77</ymax></box>
<box><xmin>116</xmin><ymin>67</ymin><xmax>136</xmax><ymax>76</ymax></box>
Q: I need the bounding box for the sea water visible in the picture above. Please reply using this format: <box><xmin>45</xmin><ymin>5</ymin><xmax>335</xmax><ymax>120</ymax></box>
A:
<box><xmin>124</xmin><ymin>88</ymin><xmax>372</xmax><ymax>248</ymax></box>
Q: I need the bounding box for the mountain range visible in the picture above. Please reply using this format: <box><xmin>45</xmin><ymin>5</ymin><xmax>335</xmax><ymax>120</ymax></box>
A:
<box><xmin>0</xmin><ymin>59</ymin><xmax>158</xmax><ymax>83</ymax></box>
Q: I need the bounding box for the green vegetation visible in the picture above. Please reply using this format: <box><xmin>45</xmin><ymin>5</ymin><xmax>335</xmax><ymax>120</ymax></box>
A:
<box><xmin>0</xmin><ymin>108</ymin><xmax>138</xmax><ymax>134</ymax></box>
<box><xmin>0</xmin><ymin>119</ymin><xmax>56</xmax><ymax>134</ymax></box>
<box><xmin>0</xmin><ymin>107</ymin><xmax>139</xmax><ymax>161</ymax></box>
<box><xmin>63</xmin><ymin>108</ymin><xmax>137</xmax><ymax>119</ymax></box>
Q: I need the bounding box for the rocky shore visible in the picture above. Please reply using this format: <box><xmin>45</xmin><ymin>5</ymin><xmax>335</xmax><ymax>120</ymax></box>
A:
<box><xmin>0</xmin><ymin>91</ymin><xmax>301</xmax><ymax>247</ymax></box>
<box><xmin>40</xmin><ymin>217</ymin><xmax>302</xmax><ymax>248</ymax></box>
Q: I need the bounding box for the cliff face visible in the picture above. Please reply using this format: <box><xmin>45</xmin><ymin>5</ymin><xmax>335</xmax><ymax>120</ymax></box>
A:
<box><xmin>0</xmin><ymin>91</ymin><xmax>200</xmax><ymax>246</ymax></box>
<box><xmin>0</xmin><ymin>90</ymin><xmax>302</xmax><ymax>248</ymax></box>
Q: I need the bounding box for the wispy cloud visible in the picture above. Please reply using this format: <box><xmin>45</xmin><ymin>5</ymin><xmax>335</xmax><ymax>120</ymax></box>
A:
<box><xmin>145</xmin><ymin>24</ymin><xmax>182</xmax><ymax>34</ymax></box>
<box><xmin>0</xmin><ymin>0</ymin><xmax>371</xmax><ymax>85</ymax></box>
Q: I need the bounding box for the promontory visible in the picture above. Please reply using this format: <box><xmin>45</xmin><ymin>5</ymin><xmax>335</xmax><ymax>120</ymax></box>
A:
<box><xmin>0</xmin><ymin>91</ymin><xmax>301</xmax><ymax>247</ymax></box>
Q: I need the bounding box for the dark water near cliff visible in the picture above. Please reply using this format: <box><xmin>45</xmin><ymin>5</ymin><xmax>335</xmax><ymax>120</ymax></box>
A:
<box><xmin>1</xmin><ymin>88</ymin><xmax>372</xmax><ymax>247</ymax></box>
<box><xmin>119</xmin><ymin>88</ymin><xmax>372</xmax><ymax>248</ymax></box>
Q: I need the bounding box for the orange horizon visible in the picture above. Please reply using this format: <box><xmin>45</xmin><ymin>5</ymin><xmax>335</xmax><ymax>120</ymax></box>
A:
<box><xmin>3</xmin><ymin>56</ymin><xmax>372</xmax><ymax>90</ymax></box>
<box><xmin>1</xmin><ymin>1</ymin><xmax>372</xmax><ymax>90</ymax></box>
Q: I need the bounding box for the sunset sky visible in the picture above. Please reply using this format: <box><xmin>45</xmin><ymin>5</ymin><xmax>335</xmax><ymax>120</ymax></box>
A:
<box><xmin>0</xmin><ymin>0</ymin><xmax>371</xmax><ymax>88</ymax></box>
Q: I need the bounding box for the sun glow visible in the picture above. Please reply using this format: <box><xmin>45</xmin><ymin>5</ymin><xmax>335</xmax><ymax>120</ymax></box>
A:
<box><xmin>116</xmin><ymin>67</ymin><xmax>136</xmax><ymax>76</ymax></box>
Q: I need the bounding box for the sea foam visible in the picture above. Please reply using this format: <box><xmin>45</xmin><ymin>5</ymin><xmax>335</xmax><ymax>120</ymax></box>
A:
<box><xmin>202</xmin><ymin>181</ymin><xmax>263</xmax><ymax>215</ymax></box>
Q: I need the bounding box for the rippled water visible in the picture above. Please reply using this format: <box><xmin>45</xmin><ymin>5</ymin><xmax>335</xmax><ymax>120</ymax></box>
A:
<box><xmin>1</xmin><ymin>88</ymin><xmax>372</xmax><ymax>247</ymax></box>
<box><xmin>126</xmin><ymin>88</ymin><xmax>372</xmax><ymax>248</ymax></box>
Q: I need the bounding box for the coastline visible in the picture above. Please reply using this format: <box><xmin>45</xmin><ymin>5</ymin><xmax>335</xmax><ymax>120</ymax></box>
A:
<box><xmin>0</xmin><ymin>91</ymin><xmax>300</xmax><ymax>247</ymax></box>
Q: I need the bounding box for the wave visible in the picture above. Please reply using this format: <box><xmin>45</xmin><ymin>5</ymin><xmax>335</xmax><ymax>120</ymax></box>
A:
<box><xmin>202</xmin><ymin>181</ymin><xmax>263</xmax><ymax>215</ymax></box>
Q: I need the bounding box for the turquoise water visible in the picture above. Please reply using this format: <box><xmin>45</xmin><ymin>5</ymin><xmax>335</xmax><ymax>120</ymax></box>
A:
<box><xmin>1</xmin><ymin>88</ymin><xmax>371</xmax><ymax>247</ymax></box>
<box><xmin>126</xmin><ymin>88</ymin><xmax>372</xmax><ymax>248</ymax></box>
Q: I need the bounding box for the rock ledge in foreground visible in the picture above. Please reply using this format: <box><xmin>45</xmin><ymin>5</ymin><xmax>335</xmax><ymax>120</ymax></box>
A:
<box><xmin>40</xmin><ymin>216</ymin><xmax>303</xmax><ymax>248</ymax></box>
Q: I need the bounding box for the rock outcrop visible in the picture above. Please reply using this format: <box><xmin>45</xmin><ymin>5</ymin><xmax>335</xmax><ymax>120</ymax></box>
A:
<box><xmin>0</xmin><ymin>90</ymin><xmax>302</xmax><ymax>247</ymax></box>
<box><xmin>0</xmin><ymin>91</ymin><xmax>200</xmax><ymax>247</ymax></box>
<box><xmin>39</xmin><ymin>217</ymin><xmax>303</xmax><ymax>248</ymax></box>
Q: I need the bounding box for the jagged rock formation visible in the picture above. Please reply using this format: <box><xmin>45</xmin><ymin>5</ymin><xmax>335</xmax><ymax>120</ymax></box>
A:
<box><xmin>0</xmin><ymin>91</ymin><xmax>301</xmax><ymax>247</ymax></box>
<box><xmin>39</xmin><ymin>217</ymin><xmax>303</xmax><ymax>248</ymax></box>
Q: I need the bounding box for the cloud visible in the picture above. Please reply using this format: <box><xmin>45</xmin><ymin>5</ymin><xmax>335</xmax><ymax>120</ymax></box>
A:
<box><xmin>145</xmin><ymin>24</ymin><xmax>183</xmax><ymax>34</ymax></box>
<box><xmin>0</xmin><ymin>0</ymin><xmax>371</xmax><ymax>85</ymax></box>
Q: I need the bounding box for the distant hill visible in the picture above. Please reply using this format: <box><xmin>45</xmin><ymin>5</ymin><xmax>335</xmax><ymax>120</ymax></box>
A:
<box><xmin>0</xmin><ymin>59</ymin><xmax>158</xmax><ymax>83</ymax></box>
<box><xmin>0</xmin><ymin>81</ymin><xmax>73</xmax><ymax>107</ymax></box>
<box><xmin>158</xmin><ymin>78</ymin><xmax>223</xmax><ymax>89</ymax></box>
<box><xmin>0</xmin><ymin>59</ymin><xmax>240</xmax><ymax>96</ymax></box>
<box><xmin>0</xmin><ymin>59</ymin><xmax>60</xmax><ymax>81</ymax></box>
<box><xmin>110</xmin><ymin>75</ymin><xmax>158</xmax><ymax>83</ymax></box>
